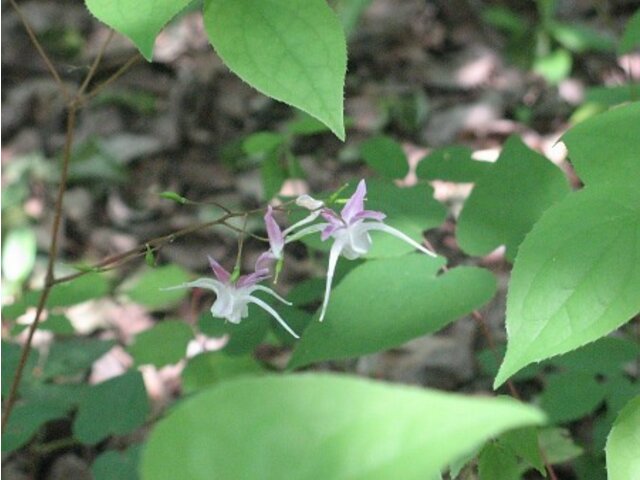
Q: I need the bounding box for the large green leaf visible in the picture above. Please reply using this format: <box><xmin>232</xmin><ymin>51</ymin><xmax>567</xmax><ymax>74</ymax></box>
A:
<box><xmin>73</xmin><ymin>371</ymin><xmax>149</xmax><ymax>444</ymax></box>
<box><xmin>204</xmin><ymin>0</ymin><xmax>347</xmax><ymax>139</ymax></box>
<box><xmin>606</xmin><ymin>395</ymin><xmax>640</xmax><ymax>480</ymax></box>
<box><xmin>289</xmin><ymin>255</ymin><xmax>496</xmax><ymax>368</ymax></box>
<box><xmin>494</xmin><ymin>185</ymin><xmax>640</xmax><ymax>387</ymax></box>
<box><xmin>84</xmin><ymin>0</ymin><xmax>192</xmax><ymax>60</ymax></box>
<box><xmin>456</xmin><ymin>135</ymin><xmax>570</xmax><ymax>261</ymax></box>
<box><xmin>141</xmin><ymin>374</ymin><xmax>545</xmax><ymax>480</ymax></box>
<box><xmin>562</xmin><ymin>102</ymin><xmax>640</xmax><ymax>187</ymax></box>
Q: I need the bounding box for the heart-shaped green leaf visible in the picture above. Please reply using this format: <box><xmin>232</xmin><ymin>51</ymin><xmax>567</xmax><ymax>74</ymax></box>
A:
<box><xmin>495</xmin><ymin>185</ymin><xmax>640</xmax><ymax>387</ymax></box>
<box><xmin>141</xmin><ymin>374</ymin><xmax>545</xmax><ymax>480</ymax></box>
<box><xmin>289</xmin><ymin>255</ymin><xmax>496</xmax><ymax>368</ymax></box>
<box><xmin>457</xmin><ymin>135</ymin><xmax>570</xmax><ymax>261</ymax></box>
<box><xmin>204</xmin><ymin>0</ymin><xmax>347</xmax><ymax>139</ymax></box>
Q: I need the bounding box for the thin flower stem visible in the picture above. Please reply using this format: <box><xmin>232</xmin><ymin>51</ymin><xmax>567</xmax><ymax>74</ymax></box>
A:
<box><xmin>8</xmin><ymin>0</ymin><xmax>70</xmax><ymax>100</ymax></box>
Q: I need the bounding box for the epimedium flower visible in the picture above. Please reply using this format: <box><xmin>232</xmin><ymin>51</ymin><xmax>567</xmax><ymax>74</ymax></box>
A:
<box><xmin>167</xmin><ymin>254</ymin><xmax>299</xmax><ymax>338</ymax></box>
<box><xmin>287</xmin><ymin>179</ymin><xmax>437</xmax><ymax>322</ymax></box>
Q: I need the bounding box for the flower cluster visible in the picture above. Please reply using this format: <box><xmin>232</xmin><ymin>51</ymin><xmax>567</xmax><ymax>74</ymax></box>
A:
<box><xmin>169</xmin><ymin>179</ymin><xmax>436</xmax><ymax>337</ymax></box>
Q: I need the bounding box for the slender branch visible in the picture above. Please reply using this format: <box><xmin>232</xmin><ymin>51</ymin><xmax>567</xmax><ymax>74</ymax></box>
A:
<box><xmin>77</xmin><ymin>30</ymin><xmax>115</xmax><ymax>96</ymax></box>
<box><xmin>8</xmin><ymin>0</ymin><xmax>70</xmax><ymax>100</ymax></box>
<box><xmin>2</xmin><ymin>107</ymin><xmax>77</xmax><ymax>432</ymax></box>
<box><xmin>81</xmin><ymin>53</ymin><xmax>142</xmax><ymax>103</ymax></box>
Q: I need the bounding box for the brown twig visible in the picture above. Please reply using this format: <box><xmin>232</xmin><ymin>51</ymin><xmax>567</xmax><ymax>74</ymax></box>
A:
<box><xmin>77</xmin><ymin>30</ymin><xmax>115</xmax><ymax>96</ymax></box>
<box><xmin>8</xmin><ymin>0</ymin><xmax>70</xmax><ymax>100</ymax></box>
<box><xmin>81</xmin><ymin>53</ymin><xmax>142</xmax><ymax>103</ymax></box>
<box><xmin>2</xmin><ymin>107</ymin><xmax>77</xmax><ymax>432</ymax></box>
<box><xmin>1</xmin><ymin>20</ymin><xmax>128</xmax><ymax>431</ymax></box>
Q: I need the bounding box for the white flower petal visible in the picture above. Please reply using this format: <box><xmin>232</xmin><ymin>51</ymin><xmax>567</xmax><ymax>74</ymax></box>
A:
<box><xmin>319</xmin><ymin>238</ymin><xmax>345</xmax><ymax>322</ymax></box>
<box><xmin>162</xmin><ymin>278</ymin><xmax>223</xmax><ymax>294</ymax></box>
<box><xmin>283</xmin><ymin>210</ymin><xmax>322</xmax><ymax>237</ymax></box>
<box><xmin>248</xmin><ymin>296</ymin><xmax>299</xmax><ymax>338</ymax></box>
<box><xmin>285</xmin><ymin>223</ymin><xmax>328</xmax><ymax>244</ymax></box>
<box><xmin>364</xmin><ymin>222</ymin><xmax>437</xmax><ymax>257</ymax></box>
<box><xmin>251</xmin><ymin>285</ymin><xmax>292</xmax><ymax>305</ymax></box>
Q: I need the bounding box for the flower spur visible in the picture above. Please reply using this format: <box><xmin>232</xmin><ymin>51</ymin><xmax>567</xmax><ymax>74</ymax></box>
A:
<box><xmin>166</xmin><ymin>254</ymin><xmax>299</xmax><ymax>338</ymax></box>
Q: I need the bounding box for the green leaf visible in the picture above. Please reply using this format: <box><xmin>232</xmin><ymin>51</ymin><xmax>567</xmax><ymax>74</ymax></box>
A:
<box><xmin>416</xmin><ymin>146</ymin><xmax>490</xmax><ymax>183</ymax></box>
<box><xmin>551</xmin><ymin>336</ymin><xmax>640</xmax><ymax>375</ymax></box>
<box><xmin>141</xmin><ymin>374</ymin><xmax>545</xmax><ymax>480</ymax></box>
<box><xmin>289</xmin><ymin>256</ymin><xmax>496</xmax><ymax>368</ymax></box>
<box><xmin>182</xmin><ymin>352</ymin><xmax>263</xmax><ymax>394</ymax></box>
<box><xmin>619</xmin><ymin>9</ymin><xmax>640</xmax><ymax>54</ymax></box>
<box><xmin>39</xmin><ymin>314</ymin><xmax>76</xmax><ymax>335</ymax></box>
<box><xmin>538</xmin><ymin>428</ymin><xmax>583</xmax><ymax>464</ymax></box>
<box><xmin>261</xmin><ymin>150</ymin><xmax>288</xmax><ymax>200</ymax></box>
<box><xmin>360</xmin><ymin>136</ymin><xmax>409</xmax><ymax>179</ymax></box>
<box><xmin>498</xmin><ymin>427</ymin><xmax>544</xmax><ymax>475</ymax></box>
<box><xmin>2</xmin><ymin>227</ymin><xmax>37</xmax><ymax>282</ymax></box>
<box><xmin>606</xmin><ymin>395</ymin><xmax>640</xmax><ymax>480</ymax></box>
<box><xmin>198</xmin><ymin>311</ymin><xmax>270</xmax><ymax>356</ymax></box>
<box><xmin>128</xmin><ymin>320</ymin><xmax>194</xmax><ymax>368</ymax></box>
<box><xmin>242</xmin><ymin>132</ymin><xmax>285</xmax><ymax>156</ymax></box>
<box><xmin>84</xmin><ymin>0</ymin><xmax>192</xmax><ymax>60</ymax></box>
<box><xmin>456</xmin><ymin>136</ymin><xmax>570</xmax><ymax>261</ymax></box>
<box><xmin>478</xmin><ymin>442</ymin><xmax>521</xmax><ymax>480</ymax></box>
<box><xmin>562</xmin><ymin>102</ymin><xmax>640</xmax><ymax>187</ymax></box>
<box><xmin>540</xmin><ymin>372</ymin><xmax>608</xmax><ymax>423</ymax></box>
<box><xmin>494</xmin><ymin>185</ymin><xmax>640</xmax><ymax>387</ymax></box>
<box><xmin>203</xmin><ymin>0</ymin><xmax>347</xmax><ymax>140</ymax></box>
<box><xmin>533</xmin><ymin>49</ymin><xmax>572</xmax><ymax>84</ymax></box>
<box><xmin>549</xmin><ymin>22</ymin><xmax>615</xmax><ymax>53</ymax></box>
<box><xmin>122</xmin><ymin>265</ymin><xmax>190</xmax><ymax>310</ymax></box>
<box><xmin>2</xmin><ymin>400</ymin><xmax>69</xmax><ymax>452</ymax></box>
<box><xmin>92</xmin><ymin>445</ymin><xmax>142</xmax><ymax>480</ymax></box>
<box><xmin>73</xmin><ymin>371</ymin><xmax>149</xmax><ymax>444</ymax></box>
<box><xmin>43</xmin><ymin>338</ymin><xmax>115</xmax><ymax>380</ymax></box>
<box><xmin>2</xmin><ymin>341</ymin><xmax>38</xmax><ymax>396</ymax></box>
<box><xmin>46</xmin><ymin>273</ymin><xmax>110</xmax><ymax>308</ymax></box>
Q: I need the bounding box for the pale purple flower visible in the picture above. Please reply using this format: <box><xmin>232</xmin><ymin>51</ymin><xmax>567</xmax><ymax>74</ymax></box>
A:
<box><xmin>264</xmin><ymin>204</ymin><xmax>323</xmax><ymax>261</ymax></box>
<box><xmin>288</xmin><ymin>180</ymin><xmax>437</xmax><ymax>322</ymax></box>
<box><xmin>166</xmin><ymin>254</ymin><xmax>298</xmax><ymax>338</ymax></box>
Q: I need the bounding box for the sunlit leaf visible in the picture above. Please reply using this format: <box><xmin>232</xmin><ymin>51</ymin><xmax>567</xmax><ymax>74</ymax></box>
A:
<box><xmin>289</xmin><ymin>256</ymin><xmax>496</xmax><ymax>368</ymax></box>
<box><xmin>562</xmin><ymin>102</ymin><xmax>640</xmax><ymax>186</ymax></box>
<box><xmin>141</xmin><ymin>374</ymin><xmax>545</xmax><ymax>480</ymax></box>
<box><xmin>457</xmin><ymin>136</ymin><xmax>570</xmax><ymax>261</ymax></box>
<box><xmin>84</xmin><ymin>0</ymin><xmax>192</xmax><ymax>60</ymax></box>
<box><xmin>495</xmin><ymin>185</ymin><xmax>640</xmax><ymax>387</ymax></box>
<box><xmin>606</xmin><ymin>395</ymin><xmax>640</xmax><ymax>480</ymax></box>
<box><xmin>204</xmin><ymin>0</ymin><xmax>347</xmax><ymax>139</ymax></box>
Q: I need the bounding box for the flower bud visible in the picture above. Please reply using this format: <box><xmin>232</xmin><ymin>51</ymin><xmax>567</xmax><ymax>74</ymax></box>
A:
<box><xmin>296</xmin><ymin>194</ymin><xmax>324</xmax><ymax>210</ymax></box>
